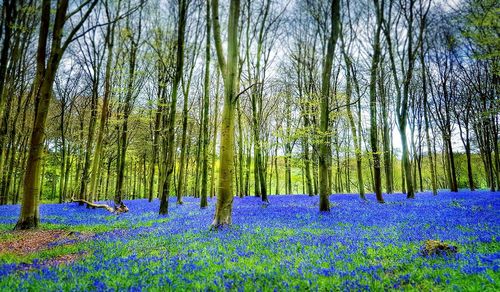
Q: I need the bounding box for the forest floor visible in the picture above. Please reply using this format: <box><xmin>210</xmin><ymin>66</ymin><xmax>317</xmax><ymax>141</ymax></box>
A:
<box><xmin>0</xmin><ymin>191</ymin><xmax>498</xmax><ymax>290</ymax></box>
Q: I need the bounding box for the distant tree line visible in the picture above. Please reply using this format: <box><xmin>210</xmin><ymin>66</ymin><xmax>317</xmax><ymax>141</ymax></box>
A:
<box><xmin>0</xmin><ymin>0</ymin><xmax>497</xmax><ymax>229</ymax></box>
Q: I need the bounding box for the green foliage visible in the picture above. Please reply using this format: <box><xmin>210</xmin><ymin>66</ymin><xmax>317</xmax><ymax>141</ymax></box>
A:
<box><xmin>462</xmin><ymin>0</ymin><xmax>500</xmax><ymax>73</ymax></box>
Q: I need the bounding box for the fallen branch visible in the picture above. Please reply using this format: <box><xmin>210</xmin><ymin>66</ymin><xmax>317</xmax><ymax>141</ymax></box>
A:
<box><xmin>70</xmin><ymin>197</ymin><xmax>128</xmax><ymax>214</ymax></box>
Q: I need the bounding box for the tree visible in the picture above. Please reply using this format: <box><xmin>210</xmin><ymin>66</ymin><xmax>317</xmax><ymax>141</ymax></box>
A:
<box><xmin>418</xmin><ymin>4</ymin><xmax>437</xmax><ymax>195</ymax></box>
<box><xmin>75</xmin><ymin>15</ymin><xmax>105</xmax><ymax>203</ymax></box>
<box><xmin>210</xmin><ymin>0</ymin><xmax>241</xmax><ymax>227</ymax></box>
<box><xmin>318</xmin><ymin>0</ymin><xmax>340</xmax><ymax>212</ymax></box>
<box><xmin>0</xmin><ymin>0</ymin><xmax>16</xmax><ymax>134</ymax></box>
<box><xmin>159</xmin><ymin>0</ymin><xmax>189</xmax><ymax>215</ymax></box>
<box><xmin>88</xmin><ymin>0</ymin><xmax>124</xmax><ymax>203</ymax></box>
<box><xmin>200</xmin><ymin>0</ymin><xmax>211</xmax><ymax>208</ymax></box>
<box><xmin>15</xmin><ymin>0</ymin><xmax>98</xmax><ymax>230</ymax></box>
<box><xmin>368</xmin><ymin>0</ymin><xmax>385</xmax><ymax>203</ymax></box>
<box><xmin>115</xmin><ymin>4</ymin><xmax>143</xmax><ymax>206</ymax></box>
<box><xmin>177</xmin><ymin>3</ymin><xmax>203</xmax><ymax>205</ymax></box>
<box><xmin>383</xmin><ymin>0</ymin><xmax>429</xmax><ymax>198</ymax></box>
<box><xmin>340</xmin><ymin>31</ymin><xmax>365</xmax><ymax>200</ymax></box>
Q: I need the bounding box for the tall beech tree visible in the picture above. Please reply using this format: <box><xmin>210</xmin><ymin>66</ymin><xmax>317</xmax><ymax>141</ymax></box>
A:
<box><xmin>382</xmin><ymin>0</ymin><xmax>430</xmax><ymax>199</ymax></box>
<box><xmin>210</xmin><ymin>0</ymin><xmax>241</xmax><ymax>227</ymax></box>
<box><xmin>177</xmin><ymin>4</ymin><xmax>203</xmax><ymax>205</ymax></box>
<box><xmin>15</xmin><ymin>0</ymin><xmax>98</xmax><ymax>230</ymax></box>
<box><xmin>159</xmin><ymin>0</ymin><xmax>189</xmax><ymax>215</ymax></box>
<box><xmin>76</xmin><ymin>18</ymin><xmax>105</xmax><ymax>203</ymax></box>
<box><xmin>318</xmin><ymin>0</ymin><xmax>340</xmax><ymax>212</ymax></box>
<box><xmin>418</xmin><ymin>2</ymin><xmax>437</xmax><ymax>195</ymax></box>
<box><xmin>369</xmin><ymin>0</ymin><xmax>384</xmax><ymax>203</ymax></box>
<box><xmin>88</xmin><ymin>0</ymin><xmax>123</xmax><ymax>203</ymax></box>
<box><xmin>200</xmin><ymin>0</ymin><xmax>211</xmax><ymax>209</ymax></box>
<box><xmin>115</xmin><ymin>4</ymin><xmax>143</xmax><ymax>206</ymax></box>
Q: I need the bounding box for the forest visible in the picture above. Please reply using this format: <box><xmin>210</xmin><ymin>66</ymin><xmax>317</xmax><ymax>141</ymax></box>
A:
<box><xmin>0</xmin><ymin>0</ymin><xmax>498</xmax><ymax>290</ymax></box>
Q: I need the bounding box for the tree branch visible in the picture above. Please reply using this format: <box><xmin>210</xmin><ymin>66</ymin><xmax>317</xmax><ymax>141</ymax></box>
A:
<box><xmin>235</xmin><ymin>82</ymin><xmax>261</xmax><ymax>102</ymax></box>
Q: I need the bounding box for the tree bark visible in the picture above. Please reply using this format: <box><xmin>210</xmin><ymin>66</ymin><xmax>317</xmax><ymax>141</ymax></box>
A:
<box><xmin>116</xmin><ymin>12</ymin><xmax>141</xmax><ymax>206</ymax></box>
<box><xmin>89</xmin><ymin>4</ymin><xmax>119</xmax><ymax>202</ymax></box>
<box><xmin>342</xmin><ymin>49</ymin><xmax>365</xmax><ymax>200</ymax></box>
<box><xmin>78</xmin><ymin>79</ymin><xmax>99</xmax><ymax>202</ymax></box>
<box><xmin>200</xmin><ymin>0</ymin><xmax>211</xmax><ymax>208</ymax></box>
<box><xmin>159</xmin><ymin>0</ymin><xmax>188</xmax><ymax>215</ymax></box>
<box><xmin>369</xmin><ymin>0</ymin><xmax>384</xmax><ymax>203</ymax></box>
<box><xmin>318</xmin><ymin>0</ymin><xmax>340</xmax><ymax>212</ymax></box>
<box><xmin>16</xmin><ymin>0</ymin><xmax>98</xmax><ymax>229</ymax></box>
<box><xmin>210</xmin><ymin>0</ymin><xmax>240</xmax><ymax>227</ymax></box>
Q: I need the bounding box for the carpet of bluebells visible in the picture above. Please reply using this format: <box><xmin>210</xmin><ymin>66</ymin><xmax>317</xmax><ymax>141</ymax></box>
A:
<box><xmin>0</xmin><ymin>190</ymin><xmax>499</xmax><ymax>290</ymax></box>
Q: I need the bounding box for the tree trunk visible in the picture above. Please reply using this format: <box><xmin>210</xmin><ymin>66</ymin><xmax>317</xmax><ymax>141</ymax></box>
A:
<box><xmin>303</xmin><ymin>121</ymin><xmax>314</xmax><ymax>196</ymax></box>
<box><xmin>211</xmin><ymin>0</ymin><xmax>240</xmax><ymax>227</ymax></box>
<box><xmin>244</xmin><ymin>134</ymin><xmax>251</xmax><ymax>195</ymax></box>
<box><xmin>200</xmin><ymin>0</ymin><xmax>211</xmax><ymax>208</ymax></box>
<box><xmin>446</xmin><ymin>134</ymin><xmax>458</xmax><ymax>192</ymax></box>
<box><xmin>275</xmin><ymin>159</ymin><xmax>280</xmax><ymax>195</ymax></box>
<box><xmin>116</xmin><ymin>17</ymin><xmax>140</xmax><ymax>206</ymax></box>
<box><xmin>422</xmin><ymin>75</ymin><xmax>437</xmax><ymax>195</ymax></box>
<box><xmin>369</xmin><ymin>0</ymin><xmax>384</xmax><ymax>203</ymax></box>
<box><xmin>89</xmin><ymin>13</ymin><xmax>117</xmax><ymax>202</ymax></box>
<box><xmin>343</xmin><ymin>53</ymin><xmax>365</xmax><ymax>199</ymax></box>
<box><xmin>465</xmin><ymin>140</ymin><xmax>474</xmax><ymax>191</ymax></box>
<box><xmin>159</xmin><ymin>0</ymin><xmax>188</xmax><ymax>215</ymax></box>
<box><xmin>16</xmin><ymin>0</ymin><xmax>74</xmax><ymax>230</ymax></box>
<box><xmin>78</xmin><ymin>80</ymin><xmax>98</xmax><ymax>202</ymax></box>
<box><xmin>176</xmin><ymin>87</ymin><xmax>189</xmax><ymax>205</ymax></box>
<box><xmin>319</xmin><ymin>0</ymin><xmax>340</xmax><ymax>212</ymax></box>
<box><xmin>379</xmin><ymin>65</ymin><xmax>393</xmax><ymax>194</ymax></box>
<box><xmin>0</xmin><ymin>0</ymin><xmax>16</xmax><ymax>141</ymax></box>
<box><xmin>210</xmin><ymin>75</ymin><xmax>220</xmax><ymax>198</ymax></box>
<box><xmin>237</xmin><ymin>100</ymin><xmax>244</xmax><ymax>198</ymax></box>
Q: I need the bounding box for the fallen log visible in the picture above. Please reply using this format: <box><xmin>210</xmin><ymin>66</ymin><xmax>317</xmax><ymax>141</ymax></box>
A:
<box><xmin>70</xmin><ymin>197</ymin><xmax>128</xmax><ymax>214</ymax></box>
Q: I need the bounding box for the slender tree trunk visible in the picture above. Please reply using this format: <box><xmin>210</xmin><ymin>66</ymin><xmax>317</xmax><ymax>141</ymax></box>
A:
<box><xmin>237</xmin><ymin>100</ymin><xmax>244</xmax><ymax>198</ymax></box>
<box><xmin>200</xmin><ymin>0</ymin><xmax>210</xmax><ymax>206</ymax></box>
<box><xmin>379</xmin><ymin>66</ymin><xmax>393</xmax><ymax>194</ymax></box>
<box><xmin>176</xmin><ymin>89</ymin><xmax>189</xmax><ymax>204</ymax></box>
<box><xmin>418</xmin><ymin>9</ymin><xmax>437</xmax><ymax>195</ymax></box>
<box><xmin>253</xmin><ymin>144</ymin><xmax>260</xmax><ymax>197</ymax></box>
<box><xmin>274</xmin><ymin>138</ymin><xmax>279</xmax><ymax>195</ymax></box>
<box><xmin>492</xmin><ymin>117</ymin><xmax>500</xmax><ymax>189</ymax></box>
<box><xmin>318</xmin><ymin>0</ymin><xmax>340</xmax><ymax>212</ymax></box>
<box><xmin>303</xmin><ymin>119</ymin><xmax>314</xmax><ymax>196</ymax></box>
<box><xmin>210</xmin><ymin>74</ymin><xmax>220</xmax><ymax>198</ymax></box>
<box><xmin>369</xmin><ymin>0</ymin><xmax>384</xmax><ymax>203</ymax></box>
<box><xmin>78</xmin><ymin>81</ymin><xmax>98</xmax><ymax>201</ymax></box>
<box><xmin>148</xmin><ymin>92</ymin><xmax>162</xmax><ymax>202</ymax></box>
<box><xmin>59</xmin><ymin>128</ymin><xmax>66</xmax><ymax>203</ymax></box>
<box><xmin>465</xmin><ymin>139</ymin><xmax>474</xmax><ymax>191</ymax></box>
<box><xmin>159</xmin><ymin>0</ymin><xmax>188</xmax><ymax>215</ymax></box>
<box><xmin>89</xmin><ymin>14</ymin><xmax>117</xmax><ymax>202</ymax></box>
<box><xmin>343</xmin><ymin>53</ymin><xmax>365</xmax><ymax>199</ymax></box>
<box><xmin>0</xmin><ymin>0</ymin><xmax>16</xmax><ymax>143</ymax></box>
<box><xmin>446</xmin><ymin>134</ymin><xmax>458</xmax><ymax>192</ymax></box>
<box><xmin>422</xmin><ymin>69</ymin><xmax>437</xmax><ymax>195</ymax></box>
<box><xmin>116</xmin><ymin>17</ymin><xmax>141</xmax><ymax>205</ymax></box>
<box><xmin>63</xmin><ymin>145</ymin><xmax>71</xmax><ymax>202</ymax></box>
<box><xmin>244</xmin><ymin>134</ymin><xmax>251</xmax><ymax>195</ymax></box>
<box><xmin>284</xmin><ymin>93</ymin><xmax>292</xmax><ymax>195</ymax></box>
